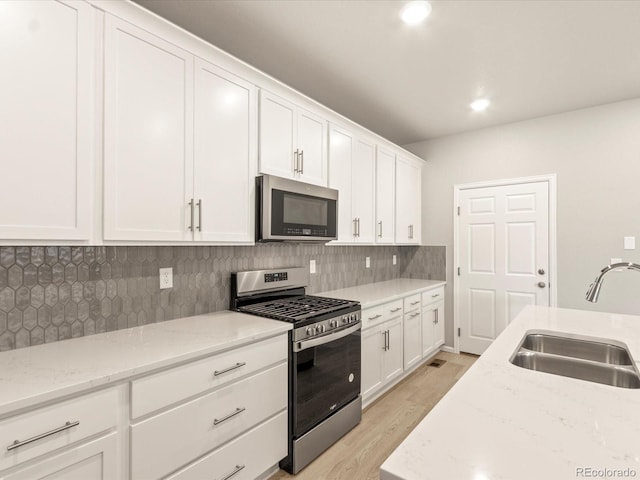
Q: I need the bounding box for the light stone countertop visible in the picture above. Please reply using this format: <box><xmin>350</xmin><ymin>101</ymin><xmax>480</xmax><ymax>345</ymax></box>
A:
<box><xmin>319</xmin><ymin>278</ymin><xmax>446</xmax><ymax>308</ymax></box>
<box><xmin>0</xmin><ymin>310</ymin><xmax>291</xmax><ymax>417</ymax></box>
<box><xmin>380</xmin><ymin>305</ymin><xmax>640</xmax><ymax>480</ymax></box>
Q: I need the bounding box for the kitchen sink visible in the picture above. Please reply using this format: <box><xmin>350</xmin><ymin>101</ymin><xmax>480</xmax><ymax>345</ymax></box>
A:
<box><xmin>510</xmin><ymin>331</ymin><xmax>640</xmax><ymax>389</ymax></box>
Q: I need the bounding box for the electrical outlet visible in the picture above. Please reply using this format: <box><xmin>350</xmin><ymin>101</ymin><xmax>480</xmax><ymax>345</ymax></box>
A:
<box><xmin>393</xmin><ymin>255</ymin><xmax>397</xmax><ymax>265</ymax></box>
<box><xmin>159</xmin><ymin>267</ymin><xmax>173</xmax><ymax>289</ymax></box>
<box><xmin>310</xmin><ymin>259</ymin><xmax>316</xmax><ymax>274</ymax></box>
<box><xmin>365</xmin><ymin>257</ymin><xmax>370</xmax><ymax>268</ymax></box>
<box><xmin>624</xmin><ymin>237</ymin><xmax>636</xmax><ymax>250</ymax></box>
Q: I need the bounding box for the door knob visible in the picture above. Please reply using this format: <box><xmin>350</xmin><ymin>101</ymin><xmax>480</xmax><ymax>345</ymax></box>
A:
<box><xmin>537</xmin><ymin>282</ymin><xmax>546</xmax><ymax>288</ymax></box>
<box><xmin>538</xmin><ymin>268</ymin><xmax>545</xmax><ymax>275</ymax></box>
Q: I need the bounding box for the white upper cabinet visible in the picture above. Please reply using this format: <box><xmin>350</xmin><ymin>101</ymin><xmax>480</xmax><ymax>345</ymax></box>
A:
<box><xmin>375</xmin><ymin>146</ymin><xmax>396</xmax><ymax>244</ymax></box>
<box><xmin>259</xmin><ymin>90</ymin><xmax>327</xmax><ymax>186</ymax></box>
<box><xmin>104</xmin><ymin>15</ymin><xmax>256</xmax><ymax>243</ymax></box>
<box><xmin>104</xmin><ymin>14</ymin><xmax>194</xmax><ymax>241</ymax></box>
<box><xmin>328</xmin><ymin>125</ymin><xmax>375</xmax><ymax>243</ymax></box>
<box><xmin>0</xmin><ymin>0</ymin><xmax>93</xmax><ymax>241</ymax></box>
<box><xmin>194</xmin><ymin>59</ymin><xmax>257</xmax><ymax>243</ymax></box>
<box><xmin>395</xmin><ymin>155</ymin><xmax>422</xmax><ymax>244</ymax></box>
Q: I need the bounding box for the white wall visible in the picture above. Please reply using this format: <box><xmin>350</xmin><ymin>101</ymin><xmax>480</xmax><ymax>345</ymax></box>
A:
<box><xmin>405</xmin><ymin>99</ymin><xmax>640</xmax><ymax>347</ymax></box>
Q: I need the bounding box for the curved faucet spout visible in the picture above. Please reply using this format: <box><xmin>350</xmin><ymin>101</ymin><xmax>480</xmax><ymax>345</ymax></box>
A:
<box><xmin>585</xmin><ymin>262</ymin><xmax>640</xmax><ymax>302</ymax></box>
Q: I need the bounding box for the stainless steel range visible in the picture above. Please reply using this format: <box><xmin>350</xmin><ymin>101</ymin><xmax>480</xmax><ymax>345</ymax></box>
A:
<box><xmin>230</xmin><ymin>267</ymin><xmax>362</xmax><ymax>474</ymax></box>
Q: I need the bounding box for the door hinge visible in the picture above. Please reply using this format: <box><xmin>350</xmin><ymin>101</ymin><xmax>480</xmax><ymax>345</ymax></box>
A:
<box><xmin>457</xmin><ymin>267</ymin><xmax>460</xmax><ymax>276</ymax></box>
<box><xmin>458</xmin><ymin>327</ymin><xmax>461</xmax><ymax>337</ymax></box>
<box><xmin>457</xmin><ymin>206</ymin><xmax>460</xmax><ymax>216</ymax></box>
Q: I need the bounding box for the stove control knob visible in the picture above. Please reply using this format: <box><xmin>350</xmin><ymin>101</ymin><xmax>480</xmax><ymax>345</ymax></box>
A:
<box><xmin>330</xmin><ymin>319</ymin><xmax>339</xmax><ymax>328</ymax></box>
<box><xmin>318</xmin><ymin>324</ymin><xmax>326</xmax><ymax>334</ymax></box>
<box><xmin>306</xmin><ymin>326</ymin><xmax>316</xmax><ymax>336</ymax></box>
<box><xmin>349</xmin><ymin>314</ymin><xmax>356</xmax><ymax>323</ymax></box>
<box><xmin>342</xmin><ymin>315</ymin><xmax>349</xmax><ymax>324</ymax></box>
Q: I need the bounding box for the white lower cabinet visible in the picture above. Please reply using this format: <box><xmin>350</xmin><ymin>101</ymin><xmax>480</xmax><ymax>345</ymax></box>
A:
<box><xmin>422</xmin><ymin>287</ymin><xmax>446</xmax><ymax>357</ymax></box>
<box><xmin>0</xmin><ymin>386</ymin><xmax>124</xmax><ymax>480</ymax></box>
<box><xmin>361</xmin><ymin>302</ymin><xmax>403</xmax><ymax>404</ymax></box>
<box><xmin>403</xmin><ymin>309</ymin><xmax>422</xmax><ymax>370</ymax></box>
<box><xmin>130</xmin><ymin>333</ymin><xmax>288</xmax><ymax>479</ymax></box>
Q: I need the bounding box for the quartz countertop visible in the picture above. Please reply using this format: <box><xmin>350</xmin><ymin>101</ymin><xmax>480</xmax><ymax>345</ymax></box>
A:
<box><xmin>319</xmin><ymin>278</ymin><xmax>446</xmax><ymax>309</ymax></box>
<box><xmin>0</xmin><ymin>311</ymin><xmax>291</xmax><ymax>417</ymax></box>
<box><xmin>380</xmin><ymin>305</ymin><xmax>640</xmax><ymax>480</ymax></box>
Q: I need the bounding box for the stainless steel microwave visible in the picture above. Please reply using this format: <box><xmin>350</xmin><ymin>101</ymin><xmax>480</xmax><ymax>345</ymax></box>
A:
<box><xmin>256</xmin><ymin>175</ymin><xmax>338</xmax><ymax>242</ymax></box>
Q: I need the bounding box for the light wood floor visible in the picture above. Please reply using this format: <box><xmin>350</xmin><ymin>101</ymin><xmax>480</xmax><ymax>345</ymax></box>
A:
<box><xmin>269</xmin><ymin>351</ymin><xmax>477</xmax><ymax>480</ymax></box>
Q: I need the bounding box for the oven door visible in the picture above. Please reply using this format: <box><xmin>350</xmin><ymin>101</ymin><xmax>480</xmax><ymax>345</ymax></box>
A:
<box><xmin>292</xmin><ymin>322</ymin><xmax>361</xmax><ymax>437</ymax></box>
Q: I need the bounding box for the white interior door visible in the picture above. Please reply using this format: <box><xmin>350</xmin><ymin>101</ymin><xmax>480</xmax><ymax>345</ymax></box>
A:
<box><xmin>458</xmin><ymin>181</ymin><xmax>550</xmax><ymax>354</ymax></box>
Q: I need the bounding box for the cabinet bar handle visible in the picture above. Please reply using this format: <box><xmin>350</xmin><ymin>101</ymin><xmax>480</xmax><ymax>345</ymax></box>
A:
<box><xmin>435</xmin><ymin>309</ymin><xmax>439</xmax><ymax>324</ymax></box>
<box><xmin>300</xmin><ymin>150</ymin><xmax>304</xmax><ymax>174</ymax></box>
<box><xmin>368</xmin><ymin>314</ymin><xmax>382</xmax><ymax>320</ymax></box>
<box><xmin>214</xmin><ymin>407</ymin><xmax>246</xmax><ymax>426</ymax></box>
<box><xmin>214</xmin><ymin>362</ymin><xmax>246</xmax><ymax>376</ymax></box>
<box><xmin>378</xmin><ymin>221</ymin><xmax>383</xmax><ymax>238</ymax></box>
<box><xmin>7</xmin><ymin>421</ymin><xmax>80</xmax><ymax>451</ymax></box>
<box><xmin>431</xmin><ymin>293</ymin><xmax>440</xmax><ymax>298</ymax></box>
<box><xmin>410</xmin><ymin>312</ymin><xmax>420</xmax><ymax>318</ymax></box>
<box><xmin>353</xmin><ymin>218</ymin><xmax>357</xmax><ymax>237</ymax></box>
<box><xmin>356</xmin><ymin>218</ymin><xmax>360</xmax><ymax>237</ymax></box>
<box><xmin>387</xmin><ymin>329</ymin><xmax>391</xmax><ymax>350</ymax></box>
<box><xmin>220</xmin><ymin>464</ymin><xmax>245</xmax><ymax>480</ymax></box>
<box><xmin>410</xmin><ymin>301</ymin><xmax>420</xmax><ymax>306</ymax></box>
<box><xmin>381</xmin><ymin>330</ymin><xmax>387</xmax><ymax>351</ymax></box>
<box><xmin>188</xmin><ymin>199</ymin><xmax>194</xmax><ymax>231</ymax></box>
<box><xmin>197</xmin><ymin>199</ymin><xmax>202</xmax><ymax>231</ymax></box>
<box><xmin>293</xmin><ymin>149</ymin><xmax>299</xmax><ymax>173</ymax></box>
<box><xmin>390</xmin><ymin>307</ymin><xmax>402</xmax><ymax>313</ymax></box>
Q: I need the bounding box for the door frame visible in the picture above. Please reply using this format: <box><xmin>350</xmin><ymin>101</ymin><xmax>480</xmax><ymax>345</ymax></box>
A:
<box><xmin>453</xmin><ymin>174</ymin><xmax>558</xmax><ymax>354</ymax></box>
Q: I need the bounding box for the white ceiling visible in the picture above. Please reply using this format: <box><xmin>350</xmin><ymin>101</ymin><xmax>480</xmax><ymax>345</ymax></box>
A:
<box><xmin>133</xmin><ymin>0</ymin><xmax>640</xmax><ymax>145</ymax></box>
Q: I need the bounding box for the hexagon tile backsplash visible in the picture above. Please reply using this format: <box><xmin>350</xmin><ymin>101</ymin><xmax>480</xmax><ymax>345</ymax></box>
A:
<box><xmin>0</xmin><ymin>245</ymin><xmax>444</xmax><ymax>351</ymax></box>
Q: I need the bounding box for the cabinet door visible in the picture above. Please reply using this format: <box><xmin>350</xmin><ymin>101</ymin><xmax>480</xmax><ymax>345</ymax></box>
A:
<box><xmin>0</xmin><ymin>0</ymin><xmax>93</xmax><ymax>240</ymax></box>
<box><xmin>194</xmin><ymin>59</ymin><xmax>256</xmax><ymax>243</ymax></box>
<box><xmin>259</xmin><ymin>90</ymin><xmax>295</xmax><ymax>179</ymax></box>
<box><xmin>328</xmin><ymin>125</ymin><xmax>354</xmax><ymax>242</ymax></box>
<box><xmin>104</xmin><ymin>15</ymin><xmax>193</xmax><ymax>241</ymax></box>
<box><xmin>4</xmin><ymin>433</ymin><xmax>118</xmax><ymax>480</ymax></box>
<box><xmin>434</xmin><ymin>301</ymin><xmax>445</xmax><ymax>348</ymax></box>
<box><xmin>297</xmin><ymin>108</ymin><xmax>327</xmax><ymax>186</ymax></box>
<box><xmin>395</xmin><ymin>156</ymin><xmax>421</xmax><ymax>244</ymax></box>
<box><xmin>361</xmin><ymin>326</ymin><xmax>384</xmax><ymax>399</ymax></box>
<box><xmin>382</xmin><ymin>317</ymin><xmax>403</xmax><ymax>383</ymax></box>
<box><xmin>352</xmin><ymin>137</ymin><xmax>376</xmax><ymax>243</ymax></box>
<box><xmin>375</xmin><ymin>147</ymin><xmax>395</xmax><ymax>244</ymax></box>
<box><xmin>421</xmin><ymin>305</ymin><xmax>437</xmax><ymax>357</ymax></box>
<box><xmin>403</xmin><ymin>311</ymin><xmax>422</xmax><ymax>370</ymax></box>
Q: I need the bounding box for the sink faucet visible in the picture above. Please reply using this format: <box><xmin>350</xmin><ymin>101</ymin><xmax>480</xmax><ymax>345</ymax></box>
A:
<box><xmin>585</xmin><ymin>262</ymin><xmax>640</xmax><ymax>302</ymax></box>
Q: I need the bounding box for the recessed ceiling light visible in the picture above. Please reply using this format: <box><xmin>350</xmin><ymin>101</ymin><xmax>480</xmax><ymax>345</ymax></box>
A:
<box><xmin>401</xmin><ymin>1</ymin><xmax>432</xmax><ymax>25</ymax></box>
<box><xmin>470</xmin><ymin>98</ymin><xmax>490</xmax><ymax>112</ymax></box>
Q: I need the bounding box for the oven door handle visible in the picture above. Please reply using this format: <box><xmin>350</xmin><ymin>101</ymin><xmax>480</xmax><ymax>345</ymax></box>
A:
<box><xmin>293</xmin><ymin>322</ymin><xmax>361</xmax><ymax>352</ymax></box>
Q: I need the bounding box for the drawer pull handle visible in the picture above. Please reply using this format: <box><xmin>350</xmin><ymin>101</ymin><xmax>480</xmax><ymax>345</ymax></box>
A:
<box><xmin>431</xmin><ymin>293</ymin><xmax>440</xmax><ymax>298</ymax></box>
<box><xmin>214</xmin><ymin>362</ymin><xmax>246</xmax><ymax>376</ymax></box>
<box><xmin>390</xmin><ymin>307</ymin><xmax>402</xmax><ymax>312</ymax></box>
<box><xmin>214</xmin><ymin>407</ymin><xmax>245</xmax><ymax>426</ymax></box>
<box><xmin>410</xmin><ymin>312</ymin><xmax>420</xmax><ymax>318</ymax></box>
<box><xmin>410</xmin><ymin>301</ymin><xmax>420</xmax><ymax>306</ymax></box>
<box><xmin>7</xmin><ymin>420</ymin><xmax>79</xmax><ymax>451</ymax></box>
<box><xmin>368</xmin><ymin>314</ymin><xmax>382</xmax><ymax>320</ymax></box>
<box><xmin>220</xmin><ymin>464</ymin><xmax>245</xmax><ymax>480</ymax></box>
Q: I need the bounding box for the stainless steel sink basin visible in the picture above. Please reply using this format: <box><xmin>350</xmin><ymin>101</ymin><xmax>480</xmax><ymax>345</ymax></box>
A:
<box><xmin>510</xmin><ymin>331</ymin><xmax>640</xmax><ymax>389</ymax></box>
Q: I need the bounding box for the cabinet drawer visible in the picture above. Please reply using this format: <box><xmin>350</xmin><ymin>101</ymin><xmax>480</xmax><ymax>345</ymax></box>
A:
<box><xmin>404</xmin><ymin>293</ymin><xmax>421</xmax><ymax>312</ymax></box>
<box><xmin>361</xmin><ymin>305</ymin><xmax>385</xmax><ymax>330</ymax></box>
<box><xmin>167</xmin><ymin>411</ymin><xmax>287</xmax><ymax>480</ymax></box>
<box><xmin>0</xmin><ymin>388</ymin><xmax>119</xmax><ymax>471</ymax></box>
<box><xmin>131</xmin><ymin>334</ymin><xmax>287</xmax><ymax>418</ymax></box>
<box><xmin>383</xmin><ymin>299</ymin><xmax>403</xmax><ymax>318</ymax></box>
<box><xmin>422</xmin><ymin>286</ymin><xmax>445</xmax><ymax>306</ymax></box>
<box><xmin>131</xmin><ymin>362</ymin><xmax>287</xmax><ymax>479</ymax></box>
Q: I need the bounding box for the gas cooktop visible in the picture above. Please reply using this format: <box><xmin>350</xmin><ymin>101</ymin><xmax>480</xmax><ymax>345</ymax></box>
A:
<box><xmin>238</xmin><ymin>295</ymin><xmax>357</xmax><ymax>323</ymax></box>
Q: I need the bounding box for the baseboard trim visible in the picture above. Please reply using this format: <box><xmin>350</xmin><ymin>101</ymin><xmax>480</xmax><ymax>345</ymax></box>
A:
<box><xmin>440</xmin><ymin>345</ymin><xmax>455</xmax><ymax>353</ymax></box>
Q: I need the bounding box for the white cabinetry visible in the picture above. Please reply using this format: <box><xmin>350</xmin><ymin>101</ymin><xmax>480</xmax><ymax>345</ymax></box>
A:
<box><xmin>375</xmin><ymin>146</ymin><xmax>396</xmax><ymax>244</ymax></box>
<box><xmin>328</xmin><ymin>125</ymin><xmax>376</xmax><ymax>243</ymax></box>
<box><xmin>403</xmin><ymin>293</ymin><xmax>423</xmax><ymax>370</ymax></box>
<box><xmin>130</xmin><ymin>334</ymin><xmax>288</xmax><ymax>479</ymax></box>
<box><xmin>422</xmin><ymin>287</ymin><xmax>445</xmax><ymax>357</ymax></box>
<box><xmin>259</xmin><ymin>90</ymin><xmax>327</xmax><ymax>186</ymax></box>
<box><xmin>395</xmin><ymin>156</ymin><xmax>422</xmax><ymax>244</ymax></box>
<box><xmin>104</xmin><ymin>14</ymin><xmax>193</xmax><ymax>241</ymax></box>
<box><xmin>0</xmin><ymin>387</ymin><xmax>123</xmax><ymax>480</ymax></box>
<box><xmin>104</xmin><ymin>16</ymin><xmax>256</xmax><ymax>243</ymax></box>
<box><xmin>0</xmin><ymin>0</ymin><xmax>93</xmax><ymax>241</ymax></box>
<box><xmin>361</xmin><ymin>301</ymin><xmax>404</xmax><ymax>405</ymax></box>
